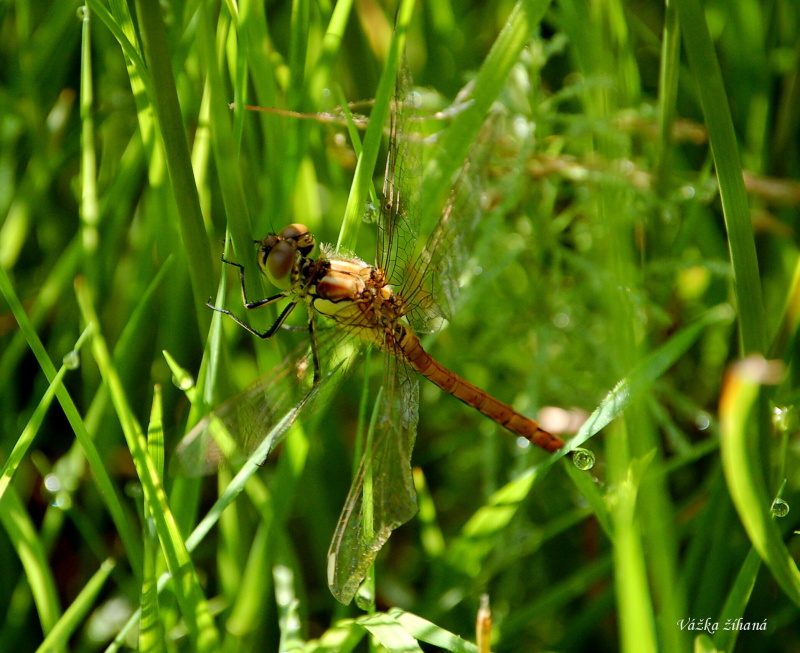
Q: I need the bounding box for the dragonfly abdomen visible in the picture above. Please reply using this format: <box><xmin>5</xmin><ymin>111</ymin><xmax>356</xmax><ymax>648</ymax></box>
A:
<box><xmin>397</xmin><ymin>327</ymin><xmax>564</xmax><ymax>453</ymax></box>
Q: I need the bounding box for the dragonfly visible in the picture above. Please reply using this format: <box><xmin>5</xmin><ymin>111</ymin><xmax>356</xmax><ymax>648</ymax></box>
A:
<box><xmin>180</xmin><ymin>73</ymin><xmax>564</xmax><ymax>605</ymax></box>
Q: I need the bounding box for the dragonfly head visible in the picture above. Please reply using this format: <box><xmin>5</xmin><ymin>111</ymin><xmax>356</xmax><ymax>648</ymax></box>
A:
<box><xmin>257</xmin><ymin>223</ymin><xmax>315</xmax><ymax>290</ymax></box>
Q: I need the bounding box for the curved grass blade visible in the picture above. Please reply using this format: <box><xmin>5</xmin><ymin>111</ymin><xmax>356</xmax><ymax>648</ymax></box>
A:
<box><xmin>445</xmin><ymin>304</ymin><xmax>735</xmax><ymax>578</ymax></box>
<box><xmin>720</xmin><ymin>356</ymin><xmax>800</xmax><ymax>607</ymax></box>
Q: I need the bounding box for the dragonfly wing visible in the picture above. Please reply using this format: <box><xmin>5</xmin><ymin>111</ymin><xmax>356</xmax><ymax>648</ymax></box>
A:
<box><xmin>376</xmin><ymin>63</ymin><xmax>421</xmax><ymax>288</ymax></box>
<box><xmin>175</xmin><ymin>320</ymin><xmax>362</xmax><ymax>476</ymax></box>
<box><xmin>400</xmin><ymin>114</ymin><xmax>500</xmax><ymax>334</ymax></box>
<box><xmin>327</xmin><ymin>353</ymin><xmax>419</xmax><ymax>605</ymax></box>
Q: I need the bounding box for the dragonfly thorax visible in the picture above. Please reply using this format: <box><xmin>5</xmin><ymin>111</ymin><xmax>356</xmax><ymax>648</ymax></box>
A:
<box><xmin>257</xmin><ymin>223</ymin><xmax>315</xmax><ymax>290</ymax></box>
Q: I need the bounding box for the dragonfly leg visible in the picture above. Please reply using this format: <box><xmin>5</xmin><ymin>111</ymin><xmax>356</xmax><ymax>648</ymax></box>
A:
<box><xmin>221</xmin><ymin>256</ymin><xmax>289</xmax><ymax>309</ymax></box>
<box><xmin>207</xmin><ymin>297</ymin><xmax>301</xmax><ymax>339</ymax></box>
<box><xmin>307</xmin><ymin>308</ymin><xmax>322</xmax><ymax>387</ymax></box>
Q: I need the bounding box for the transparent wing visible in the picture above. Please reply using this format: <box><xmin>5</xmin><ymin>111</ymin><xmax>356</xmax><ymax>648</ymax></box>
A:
<box><xmin>375</xmin><ymin>63</ymin><xmax>421</xmax><ymax>288</ymax></box>
<box><xmin>398</xmin><ymin>115</ymin><xmax>499</xmax><ymax>334</ymax></box>
<box><xmin>175</xmin><ymin>316</ymin><xmax>362</xmax><ymax>476</ymax></box>
<box><xmin>326</xmin><ymin>349</ymin><xmax>419</xmax><ymax>606</ymax></box>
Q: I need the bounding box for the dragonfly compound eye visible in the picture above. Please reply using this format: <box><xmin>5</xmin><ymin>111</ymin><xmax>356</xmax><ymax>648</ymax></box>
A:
<box><xmin>279</xmin><ymin>223</ymin><xmax>308</xmax><ymax>239</ymax></box>
<box><xmin>257</xmin><ymin>234</ymin><xmax>280</xmax><ymax>269</ymax></box>
<box><xmin>261</xmin><ymin>240</ymin><xmax>295</xmax><ymax>289</ymax></box>
<box><xmin>280</xmin><ymin>223</ymin><xmax>315</xmax><ymax>256</ymax></box>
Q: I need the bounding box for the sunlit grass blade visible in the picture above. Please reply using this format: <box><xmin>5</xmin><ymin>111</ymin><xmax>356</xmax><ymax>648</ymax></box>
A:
<box><xmin>337</xmin><ymin>0</ymin><xmax>415</xmax><ymax>250</ymax></box>
<box><xmin>565</xmin><ymin>304</ymin><xmax>735</xmax><ymax>453</ymax></box>
<box><xmin>356</xmin><ymin>612</ymin><xmax>424</xmax><ymax>653</ymax></box>
<box><xmin>611</xmin><ymin>450</ymin><xmax>659</xmax><ymax>653</ymax></box>
<box><xmin>719</xmin><ymin>356</ymin><xmax>800</xmax><ymax>607</ymax></box>
<box><xmin>0</xmin><ymin>326</ymin><xmax>89</xmax><ymax>502</ymax></box>
<box><xmin>35</xmin><ymin>559</ymin><xmax>116</xmax><ymax>653</ymax></box>
<box><xmin>0</xmin><ymin>266</ymin><xmax>142</xmax><ymax>574</ymax></box>
<box><xmin>75</xmin><ymin>278</ymin><xmax>220</xmax><ymax>651</ymax></box>
<box><xmin>79</xmin><ymin>6</ymin><xmax>100</xmax><ymax>285</ymax></box>
<box><xmin>310</xmin><ymin>619</ymin><xmax>366</xmax><ymax>651</ymax></box>
<box><xmin>273</xmin><ymin>565</ymin><xmax>304</xmax><ymax>651</ymax></box>
<box><xmin>388</xmin><ymin>608</ymin><xmax>479</xmax><ymax>653</ymax></box>
<box><xmin>140</xmin><ymin>385</ymin><xmax>166</xmax><ymax>653</ymax></box>
<box><xmin>182</xmin><ymin>385</ymin><xmax>319</xmax><ymax>552</ymax></box>
<box><xmin>83</xmin><ymin>0</ymin><xmax>152</xmax><ymax>98</ymax></box>
<box><xmin>0</xmin><ymin>484</ymin><xmax>61</xmax><ymax>635</ymax></box>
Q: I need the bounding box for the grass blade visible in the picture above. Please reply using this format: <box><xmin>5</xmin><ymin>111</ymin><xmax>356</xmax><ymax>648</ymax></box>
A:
<box><xmin>720</xmin><ymin>357</ymin><xmax>800</xmax><ymax>606</ymax></box>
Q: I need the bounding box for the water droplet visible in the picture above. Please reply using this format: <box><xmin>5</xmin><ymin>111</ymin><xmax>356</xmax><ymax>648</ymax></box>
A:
<box><xmin>125</xmin><ymin>482</ymin><xmax>143</xmax><ymax>498</ymax></box>
<box><xmin>773</xmin><ymin>406</ymin><xmax>799</xmax><ymax>434</ymax></box>
<box><xmin>354</xmin><ymin>578</ymin><xmax>374</xmax><ymax>610</ymax></box>
<box><xmin>408</xmin><ymin>91</ymin><xmax>422</xmax><ymax>109</ymax></box>
<box><xmin>694</xmin><ymin>412</ymin><xmax>711</xmax><ymax>431</ymax></box>
<box><xmin>172</xmin><ymin>373</ymin><xmax>194</xmax><ymax>391</ymax></box>
<box><xmin>553</xmin><ymin>312</ymin><xmax>570</xmax><ymax>328</ymax></box>
<box><xmin>513</xmin><ymin>116</ymin><xmax>533</xmax><ymax>139</ymax></box>
<box><xmin>572</xmin><ymin>448</ymin><xmax>595</xmax><ymax>471</ymax></box>
<box><xmin>362</xmin><ymin>202</ymin><xmax>378</xmax><ymax>223</ymax></box>
<box><xmin>53</xmin><ymin>494</ymin><xmax>71</xmax><ymax>509</ymax></box>
<box><xmin>44</xmin><ymin>474</ymin><xmax>61</xmax><ymax>493</ymax></box>
<box><xmin>63</xmin><ymin>350</ymin><xmax>80</xmax><ymax>370</ymax></box>
<box><xmin>772</xmin><ymin>498</ymin><xmax>790</xmax><ymax>518</ymax></box>
<box><xmin>76</xmin><ymin>5</ymin><xmax>89</xmax><ymax>21</ymax></box>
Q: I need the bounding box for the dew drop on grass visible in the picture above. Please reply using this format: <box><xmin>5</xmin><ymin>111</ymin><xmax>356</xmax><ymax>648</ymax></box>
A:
<box><xmin>172</xmin><ymin>372</ymin><xmax>195</xmax><ymax>391</ymax></box>
<box><xmin>44</xmin><ymin>474</ymin><xmax>61</xmax><ymax>493</ymax></box>
<box><xmin>76</xmin><ymin>5</ymin><xmax>89</xmax><ymax>21</ymax></box>
<box><xmin>63</xmin><ymin>350</ymin><xmax>80</xmax><ymax>370</ymax></box>
<box><xmin>571</xmin><ymin>448</ymin><xmax>595</xmax><ymax>471</ymax></box>
<box><xmin>363</xmin><ymin>201</ymin><xmax>378</xmax><ymax>223</ymax></box>
<box><xmin>771</xmin><ymin>498</ymin><xmax>790</xmax><ymax>518</ymax></box>
<box><xmin>773</xmin><ymin>406</ymin><xmax>799</xmax><ymax>434</ymax></box>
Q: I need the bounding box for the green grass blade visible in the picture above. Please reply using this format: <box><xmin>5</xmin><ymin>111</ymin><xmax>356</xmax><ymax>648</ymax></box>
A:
<box><xmin>418</xmin><ymin>0</ymin><xmax>553</xmax><ymax>233</ymax></box>
<box><xmin>134</xmin><ymin>0</ymin><xmax>215</xmax><ymax>323</ymax></box>
<box><xmin>0</xmin><ymin>486</ymin><xmax>61</xmax><ymax>636</ymax></box>
<box><xmin>674</xmin><ymin>0</ymin><xmax>766</xmax><ymax>354</ymax></box>
<box><xmin>713</xmin><ymin>547</ymin><xmax>762</xmax><ymax>652</ymax></box>
<box><xmin>140</xmin><ymin>386</ymin><xmax>166</xmax><ymax>653</ymax></box>
<box><xmin>0</xmin><ymin>266</ymin><xmax>143</xmax><ymax>574</ymax></box>
<box><xmin>355</xmin><ymin>612</ymin><xmax>424</xmax><ymax>653</ymax></box>
<box><xmin>337</xmin><ymin>0</ymin><xmax>416</xmax><ymax>250</ymax></box>
<box><xmin>445</xmin><ymin>303</ymin><xmax>733</xmax><ymax>579</ymax></box>
<box><xmin>0</xmin><ymin>327</ymin><xmax>87</xmax><ymax>502</ymax></box>
<box><xmin>34</xmin><ymin>559</ymin><xmax>116</xmax><ymax>653</ymax></box>
<box><xmin>75</xmin><ymin>279</ymin><xmax>221</xmax><ymax>651</ymax></box>
<box><xmin>720</xmin><ymin>357</ymin><xmax>800</xmax><ymax>606</ymax></box>
<box><xmin>568</xmin><ymin>304</ymin><xmax>734</xmax><ymax>451</ymax></box>
<box><xmin>387</xmin><ymin>608</ymin><xmax>479</xmax><ymax>653</ymax></box>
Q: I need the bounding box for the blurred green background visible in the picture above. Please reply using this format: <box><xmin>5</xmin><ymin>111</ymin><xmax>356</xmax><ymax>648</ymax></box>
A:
<box><xmin>1</xmin><ymin>0</ymin><xmax>800</xmax><ymax>651</ymax></box>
